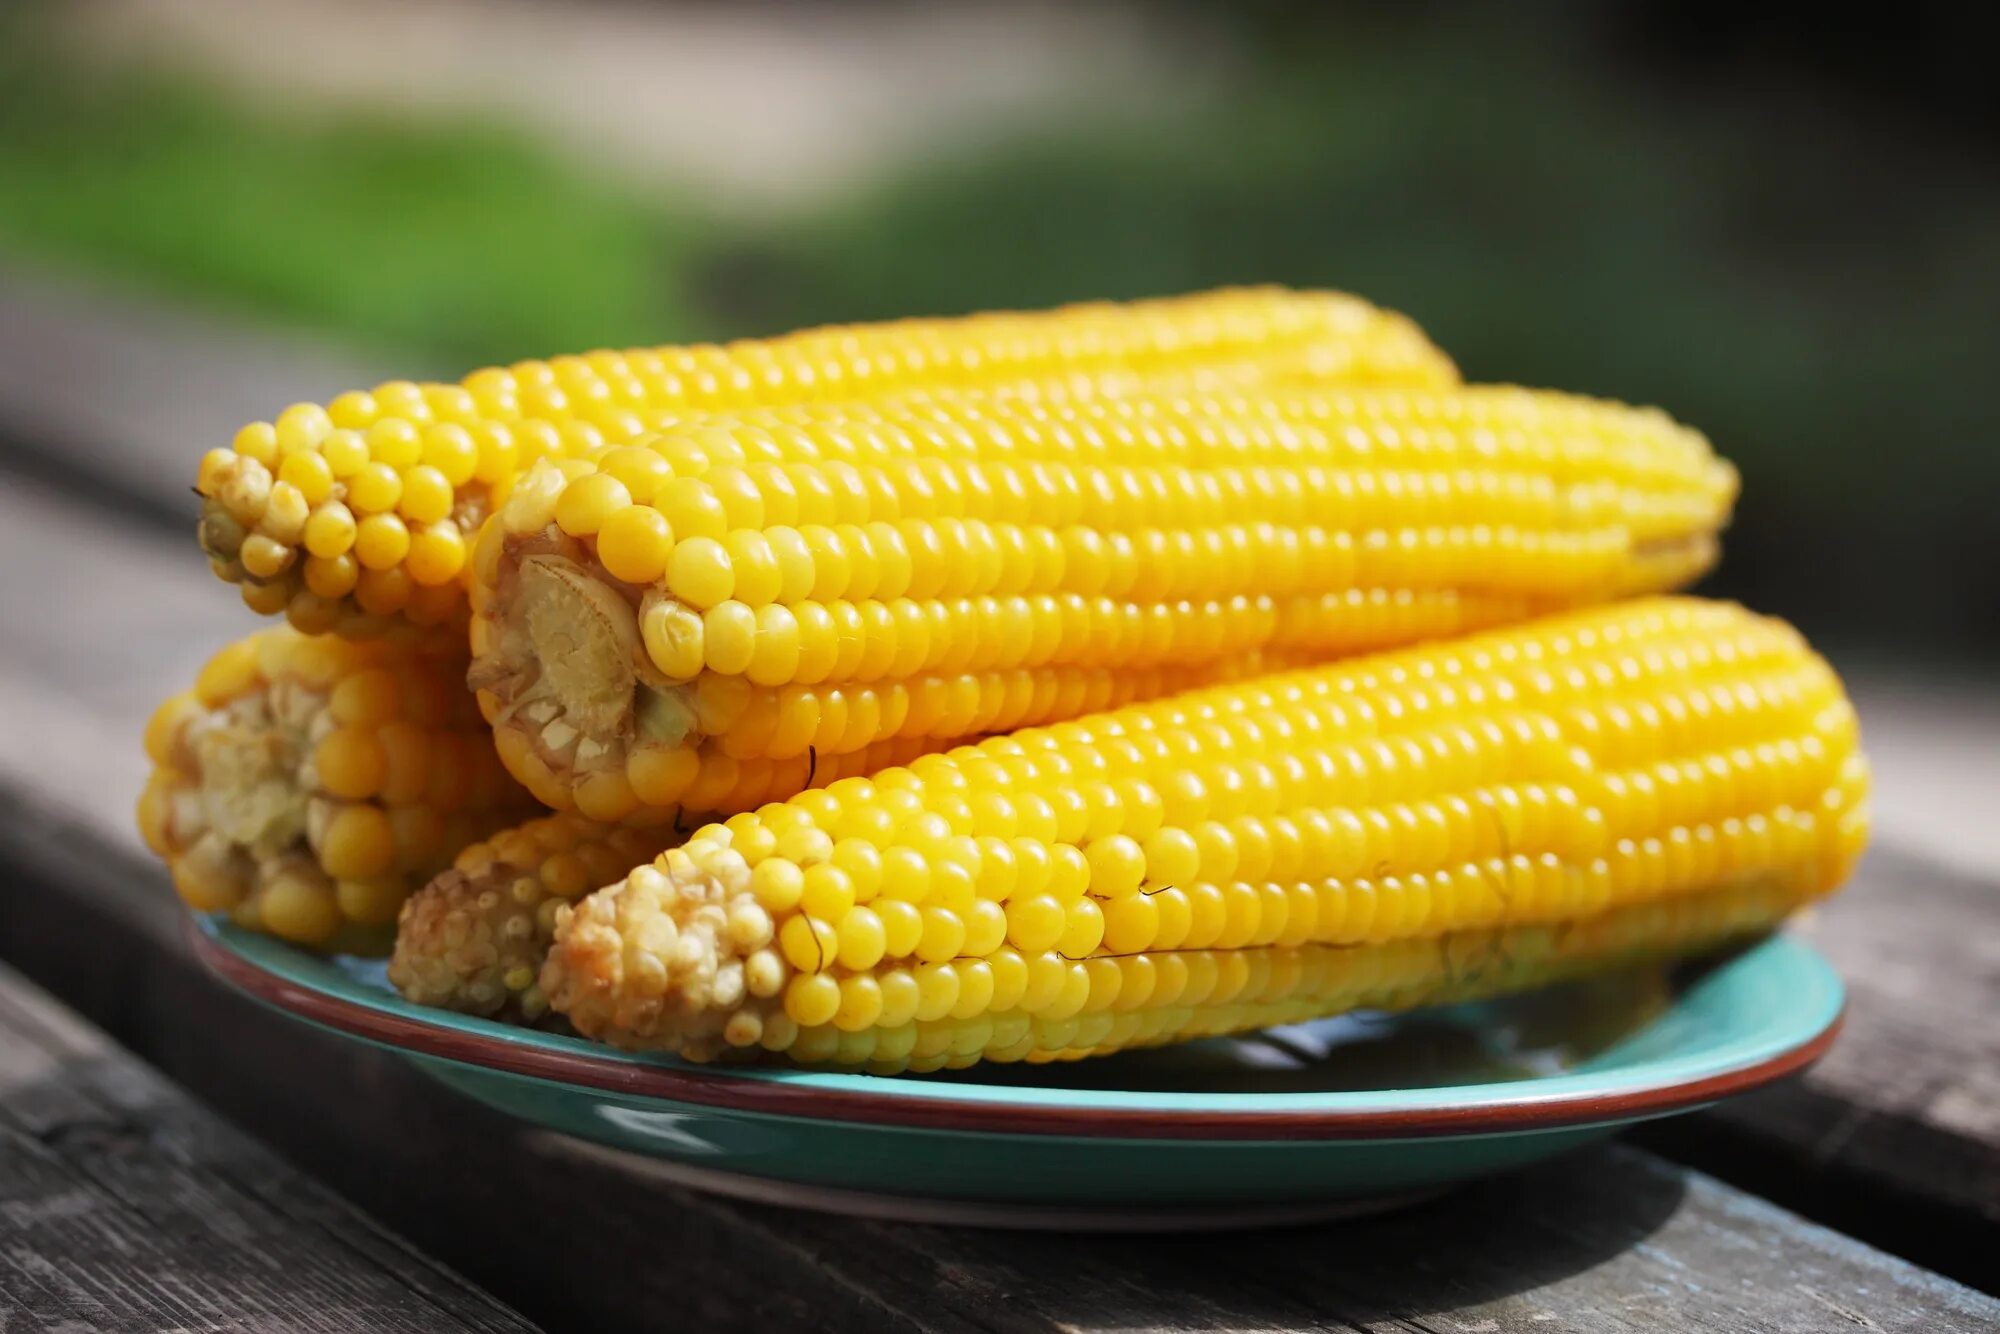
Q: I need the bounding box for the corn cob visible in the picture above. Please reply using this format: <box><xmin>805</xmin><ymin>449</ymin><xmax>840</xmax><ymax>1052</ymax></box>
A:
<box><xmin>539</xmin><ymin>598</ymin><xmax>1867</xmax><ymax>1071</ymax></box>
<box><xmin>137</xmin><ymin>629</ymin><xmax>539</xmax><ymax>952</ymax></box>
<box><xmin>470</xmin><ymin>386</ymin><xmax>1736</xmax><ymax>821</ymax></box>
<box><xmin>194</xmin><ymin>288</ymin><xmax>1454</xmax><ymax>639</ymax></box>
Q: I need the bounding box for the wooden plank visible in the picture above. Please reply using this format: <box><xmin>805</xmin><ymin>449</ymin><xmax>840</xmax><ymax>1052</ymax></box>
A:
<box><xmin>0</xmin><ymin>262</ymin><xmax>401</xmax><ymax>521</ymax></box>
<box><xmin>1636</xmin><ymin>845</ymin><xmax>2000</xmax><ymax>1286</ymax></box>
<box><xmin>728</xmin><ymin>1147</ymin><xmax>2000</xmax><ymax>1334</ymax></box>
<box><xmin>1845</xmin><ymin>668</ymin><xmax>2000</xmax><ymax>880</ymax></box>
<box><xmin>0</xmin><ymin>958</ymin><xmax>536</xmax><ymax>1333</ymax></box>
<box><xmin>3</xmin><ymin>803</ymin><xmax>1997</xmax><ymax>1334</ymax></box>
<box><xmin>0</xmin><ymin>474</ymin><xmax>249</xmax><ymax>854</ymax></box>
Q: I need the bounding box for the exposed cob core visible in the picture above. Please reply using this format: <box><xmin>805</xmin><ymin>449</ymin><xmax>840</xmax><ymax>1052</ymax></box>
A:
<box><xmin>137</xmin><ymin>630</ymin><xmax>538</xmax><ymax>951</ymax></box>
<box><xmin>386</xmin><ymin>721</ymin><xmax>938</xmax><ymax>1019</ymax></box>
<box><xmin>470</xmin><ymin>387</ymin><xmax>1736</xmax><ymax>822</ymax></box>
<box><xmin>539</xmin><ymin>599</ymin><xmax>1867</xmax><ymax>1071</ymax></box>
<box><xmin>194</xmin><ymin>288</ymin><xmax>1455</xmax><ymax>639</ymax></box>
<box><xmin>389</xmin><ymin>814</ymin><xmax>691</xmax><ymax>1022</ymax></box>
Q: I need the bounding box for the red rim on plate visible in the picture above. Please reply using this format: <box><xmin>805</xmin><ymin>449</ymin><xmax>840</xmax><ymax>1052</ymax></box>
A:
<box><xmin>190</xmin><ymin>918</ymin><xmax>1842</xmax><ymax>1141</ymax></box>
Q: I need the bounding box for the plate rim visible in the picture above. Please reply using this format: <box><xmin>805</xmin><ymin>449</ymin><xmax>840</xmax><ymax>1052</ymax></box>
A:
<box><xmin>189</xmin><ymin>917</ymin><xmax>1843</xmax><ymax>1142</ymax></box>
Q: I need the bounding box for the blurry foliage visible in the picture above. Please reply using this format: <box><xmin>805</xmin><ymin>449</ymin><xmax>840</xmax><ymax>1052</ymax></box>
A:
<box><xmin>0</xmin><ymin>12</ymin><xmax>1992</xmax><ymax>654</ymax></box>
<box><xmin>709</xmin><ymin>23</ymin><xmax>2000</xmax><ymax>657</ymax></box>
<box><xmin>0</xmin><ymin>28</ymin><xmax>702</xmax><ymax>367</ymax></box>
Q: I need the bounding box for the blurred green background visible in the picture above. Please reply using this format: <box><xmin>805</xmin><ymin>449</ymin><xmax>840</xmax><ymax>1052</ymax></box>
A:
<box><xmin>2</xmin><ymin>0</ymin><xmax>1993</xmax><ymax>660</ymax></box>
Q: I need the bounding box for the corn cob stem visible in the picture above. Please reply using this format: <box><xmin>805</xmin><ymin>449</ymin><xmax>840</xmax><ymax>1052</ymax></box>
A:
<box><xmin>539</xmin><ymin>599</ymin><xmax>1866</xmax><ymax>1071</ymax></box>
<box><xmin>137</xmin><ymin>630</ymin><xmax>539</xmax><ymax>951</ymax></box>
<box><xmin>471</xmin><ymin>386</ymin><xmax>1737</xmax><ymax>821</ymax></box>
<box><xmin>195</xmin><ymin>288</ymin><xmax>1455</xmax><ymax>639</ymax></box>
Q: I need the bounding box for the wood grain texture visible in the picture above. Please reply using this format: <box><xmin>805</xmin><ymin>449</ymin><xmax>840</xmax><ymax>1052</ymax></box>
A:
<box><xmin>695</xmin><ymin>1148</ymin><xmax>2000</xmax><ymax>1334</ymax></box>
<box><xmin>1637</xmin><ymin>845</ymin><xmax>2000</xmax><ymax>1287</ymax></box>
<box><xmin>1748</xmin><ymin>848</ymin><xmax>2000</xmax><ymax>1190</ymax></box>
<box><xmin>0</xmin><ymin>958</ymin><xmax>536</xmax><ymax>1333</ymax></box>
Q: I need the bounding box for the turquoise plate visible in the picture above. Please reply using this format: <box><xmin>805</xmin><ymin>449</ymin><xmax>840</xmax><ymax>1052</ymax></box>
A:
<box><xmin>192</xmin><ymin>918</ymin><xmax>1842</xmax><ymax>1228</ymax></box>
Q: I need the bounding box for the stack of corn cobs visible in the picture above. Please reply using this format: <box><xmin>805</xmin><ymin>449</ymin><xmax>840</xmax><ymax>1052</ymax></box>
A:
<box><xmin>140</xmin><ymin>288</ymin><xmax>1869</xmax><ymax>1073</ymax></box>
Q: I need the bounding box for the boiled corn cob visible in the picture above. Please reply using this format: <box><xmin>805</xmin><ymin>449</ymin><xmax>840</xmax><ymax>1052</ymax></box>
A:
<box><xmin>195</xmin><ymin>288</ymin><xmax>1454</xmax><ymax>639</ymax></box>
<box><xmin>138</xmin><ymin>629</ymin><xmax>539</xmax><ymax>952</ymax></box>
<box><xmin>470</xmin><ymin>387</ymin><xmax>1737</xmax><ymax>821</ymax></box>
<box><xmin>540</xmin><ymin>598</ymin><xmax>1867</xmax><ymax>1071</ymax></box>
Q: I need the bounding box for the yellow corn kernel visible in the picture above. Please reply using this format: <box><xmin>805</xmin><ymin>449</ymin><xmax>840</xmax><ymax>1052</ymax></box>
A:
<box><xmin>354</xmin><ymin>513</ymin><xmax>412</xmax><ymax>571</ymax></box>
<box><xmin>323</xmin><ymin>428</ymin><xmax>370</xmax><ymax>477</ymax></box>
<box><xmin>598</xmin><ymin>505</ymin><xmax>673</xmax><ymax>585</ymax></box>
<box><xmin>303</xmin><ymin>502</ymin><xmax>358</xmax><ymax>559</ymax></box>
<box><xmin>260</xmin><ymin>865</ymin><xmax>342</xmax><ymax>945</ymax></box>
<box><xmin>279</xmin><ymin>451</ymin><xmax>336</xmax><ymax>506</ymax></box>
<box><xmin>260</xmin><ymin>484</ymin><xmax>310</xmax><ymax>545</ymax></box>
<box><xmin>239</xmin><ymin>534</ymin><xmax>293</xmax><ymax>579</ymax></box>
<box><xmin>275</xmin><ymin>403</ymin><xmax>332</xmax><ymax>455</ymax></box>
<box><xmin>231</xmin><ymin>421</ymin><xmax>279</xmax><ymax>466</ymax></box>
<box><xmin>554</xmin><ymin>472</ymin><xmax>631</xmax><ymax>537</ymax></box>
<box><xmin>406</xmin><ymin>522</ymin><xmax>467</xmax><ymax>587</ymax></box>
<box><xmin>315</xmin><ymin>727</ymin><xmax>387</xmax><ymax>800</ymax></box>
<box><xmin>368</xmin><ymin>418</ymin><xmax>424</xmax><ymax>468</ymax></box>
<box><xmin>423</xmin><ymin>424</ymin><xmax>480</xmax><ymax>487</ymax></box>
<box><xmin>336</xmin><ymin>876</ymin><xmax>408</xmax><ymax>926</ymax></box>
<box><xmin>668</xmin><ymin>537</ymin><xmax>734</xmax><ymax>609</ymax></box>
<box><xmin>348</xmin><ymin>461</ymin><xmax>403</xmax><ymax>514</ymax></box>
<box><xmin>397</xmin><ymin>465</ymin><xmax>455</xmax><ymax>525</ymax></box>
<box><xmin>291</xmin><ymin>587</ymin><xmax>343</xmax><ymax>634</ymax></box>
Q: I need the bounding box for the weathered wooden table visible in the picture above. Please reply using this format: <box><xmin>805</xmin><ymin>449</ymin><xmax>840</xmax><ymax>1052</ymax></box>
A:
<box><xmin>2</xmin><ymin>268</ymin><xmax>1994</xmax><ymax>1332</ymax></box>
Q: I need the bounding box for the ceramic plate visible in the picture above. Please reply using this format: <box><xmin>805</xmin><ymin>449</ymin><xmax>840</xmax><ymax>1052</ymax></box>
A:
<box><xmin>191</xmin><ymin>918</ymin><xmax>1841</xmax><ymax>1228</ymax></box>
